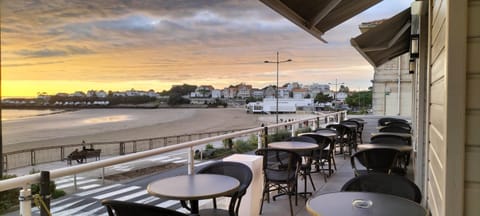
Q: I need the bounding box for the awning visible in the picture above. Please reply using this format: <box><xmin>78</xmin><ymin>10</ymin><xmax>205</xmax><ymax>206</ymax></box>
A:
<box><xmin>259</xmin><ymin>0</ymin><xmax>382</xmax><ymax>43</ymax></box>
<box><xmin>350</xmin><ymin>8</ymin><xmax>411</xmax><ymax>67</ymax></box>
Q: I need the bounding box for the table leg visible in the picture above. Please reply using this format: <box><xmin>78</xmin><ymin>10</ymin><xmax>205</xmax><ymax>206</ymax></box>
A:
<box><xmin>190</xmin><ymin>200</ymin><xmax>199</xmax><ymax>214</ymax></box>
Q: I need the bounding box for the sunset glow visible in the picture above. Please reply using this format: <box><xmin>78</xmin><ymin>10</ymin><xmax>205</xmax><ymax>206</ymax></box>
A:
<box><xmin>1</xmin><ymin>0</ymin><xmax>411</xmax><ymax>97</ymax></box>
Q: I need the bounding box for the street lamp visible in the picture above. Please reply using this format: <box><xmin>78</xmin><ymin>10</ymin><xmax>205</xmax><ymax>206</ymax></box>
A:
<box><xmin>328</xmin><ymin>78</ymin><xmax>344</xmax><ymax>101</ymax></box>
<box><xmin>264</xmin><ymin>51</ymin><xmax>292</xmax><ymax>125</ymax></box>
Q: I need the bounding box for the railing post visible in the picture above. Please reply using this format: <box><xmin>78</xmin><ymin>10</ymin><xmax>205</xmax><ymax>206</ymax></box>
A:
<box><xmin>316</xmin><ymin>117</ymin><xmax>320</xmax><ymax>130</ymax></box>
<box><xmin>188</xmin><ymin>147</ymin><xmax>194</xmax><ymax>175</ymax></box>
<box><xmin>4</xmin><ymin>154</ymin><xmax>8</xmax><ymax>172</ymax></box>
<box><xmin>163</xmin><ymin>137</ymin><xmax>167</xmax><ymax>147</ymax></box>
<box><xmin>30</xmin><ymin>150</ymin><xmax>35</xmax><ymax>166</ymax></box>
<box><xmin>133</xmin><ymin>141</ymin><xmax>137</xmax><ymax>153</ymax></box>
<box><xmin>291</xmin><ymin>124</ymin><xmax>296</xmax><ymax>137</ymax></box>
<box><xmin>40</xmin><ymin>171</ymin><xmax>50</xmax><ymax>216</ymax></box>
<box><xmin>19</xmin><ymin>186</ymin><xmax>32</xmax><ymax>216</ymax></box>
<box><xmin>263</xmin><ymin>126</ymin><xmax>268</xmax><ymax>147</ymax></box>
<box><xmin>257</xmin><ymin>131</ymin><xmax>262</xmax><ymax>149</ymax></box>
<box><xmin>73</xmin><ymin>174</ymin><xmax>78</xmax><ymax>192</ymax></box>
<box><xmin>149</xmin><ymin>139</ymin><xmax>153</xmax><ymax>150</ymax></box>
<box><xmin>119</xmin><ymin>142</ymin><xmax>125</xmax><ymax>155</ymax></box>
<box><xmin>60</xmin><ymin>147</ymin><xmax>64</xmax><ymax>161</ymax></box>
<box><xmin>102</xmin><ymin>168</ymin><xmax>105</xmax><ymax>185</ymax></box>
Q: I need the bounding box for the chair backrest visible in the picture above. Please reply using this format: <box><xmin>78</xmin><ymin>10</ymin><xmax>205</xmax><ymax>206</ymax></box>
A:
<box><xmin>298</xmin><ymin>133</ymin><xmax>332</xmax><ymax>160</ymax></box>
<box><xmin>379</xmin><ymin>125</ymin><xmax>411</xmax><ymax>134</ymax></box>
<box><xmin>341</xmin><ymin>173</ymin><xmax>422</xmax><ymax>203</ymax></box>
<box><xmin>255</xmin><ymin>148</ymin><xmax>302</xmax><ymax>183</ymax></box>
<box><xmin>197</xmin><ymin>161</ymin><xmax>253</xmax><ymax>198</ymax></box>
<box><xmin>341</xmin><ymin>120</ymin><xmax>360</xmax><ymax>128</ymax></box>
<box><xmin>351</xmin><ymin>148</ymin><xmax>400</xmax><ymax>174</ymax></box>
<box><xmin>348</xmin><ymin>118</ymin><xmax>365</xmax><ymax>131</ymax></box>
<box><xmin>386</xmin><ymin>121</ymin><xmax>411</xmax><ymax>128</ymax></box>
<box><xmin>102</xmin><ymin>200</ymin><xmax>188</xmax><ymax>216</ymax></box>
<box><xmin>326</xmin><ymin>124</ymin><xmax>349</xmax><ymax>139</ymax></box>
<box><xmin>371</xmin><ymin>134</ymin><xmax>410</xmax><ymax>146</ymax></box>
<box><xmin>378</xmin><ymin>117</ymin><xmax>408</xmax><ymax>126</ymax></box>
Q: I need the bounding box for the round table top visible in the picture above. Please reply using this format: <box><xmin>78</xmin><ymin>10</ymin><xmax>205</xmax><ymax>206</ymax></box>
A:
<box><xmin>147</xmin><ymin>174</ymin><xmax>240</xmax><ymax>200</ymax></box>
<box><xmin>306</xmin><ymin>192</ymin><xmax>427</xmax><ymax>216</ymax></box>
<box><xmin>314</xmin><ymin>131</ymin><xmax>337</xmax><ymax>138</ymax></box>
<box><xmin>357</xmin><ymin>143</ymin><xmax>413</xmax><ymax>152</ymax></box>
<box><xmin>268</xmin><ymin>141</ymin><xmax>318</xmax><ymax>150</ymax></box>
<box><xmin>371</xmin><ymin>132</ymin><xmax>412</xmax><ymax>138</ymax></box>
<box><xmin>299</xmin><ymin>132</ymin><xmax>337</xmax><ymax>138</ymax></box>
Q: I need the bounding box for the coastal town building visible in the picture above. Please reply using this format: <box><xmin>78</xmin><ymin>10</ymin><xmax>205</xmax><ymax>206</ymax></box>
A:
<box><xmin>292</xmin><ymin>88</ymin><xmax>308</xmax><ymax>99</ymax></box>
<box><xmin>236</xmin><ymin>83</ymin><xmax>252</xmax><ymax>98</ymax></box>
<box><xmin>251</xmin><ymin>89</ymin><xmax>264</xmax><ymax>99</ymax></box>
<box><xmin>307</xmin><ymin>83</ymin><xmax>330</xmax><ymax>98</ymax></box>
<box><xmin>358</xmin><ymin>20</ymin><xmax>413</xmax><ymax>116</ymax></box>
<box><xmin>211</xmin><ymin>89</ymin><xmax>222</xmax><ymax>98</ymax></box>
<box><xmin>192</xmin><ymin>85</ymin><xmax>214</xmax><ymax>98</ymax></box>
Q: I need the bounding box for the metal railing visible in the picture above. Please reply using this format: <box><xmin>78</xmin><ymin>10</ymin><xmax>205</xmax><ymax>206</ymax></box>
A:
<box><xmin>2</xmin><ymin>129</ymin><xmax>250</xmax><ymax>171</ymax></box>
<box><xmin>0</xmin><ymin>111</ymin><xmax>346</xmax><ymax>215</ymax></box>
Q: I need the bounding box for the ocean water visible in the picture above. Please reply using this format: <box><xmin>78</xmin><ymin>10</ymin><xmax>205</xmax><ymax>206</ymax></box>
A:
<box><xmin>1</xmin><ymin>109</ymin><xmax>65</xmax><ymax>121</ymax></box>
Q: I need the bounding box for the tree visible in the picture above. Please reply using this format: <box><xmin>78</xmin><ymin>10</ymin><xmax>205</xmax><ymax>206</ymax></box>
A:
<box><xmin>314</xmin><ymin>92</ymin><xmax>332</xmax><ymax>103</ymax></box>
<box><xmin>345</xmin><ymin>90</ymin><xmax>372</xmax><ymax>111</ymax></box>
<box><xmin>168</xmin><ymin>93</ymin><xmax>190</xmax><ymax>105</ymax></box>
<box><xmin>339</xmin><ymin>85</ymin><xmax>349</xmax><ymax>93</ymax></box>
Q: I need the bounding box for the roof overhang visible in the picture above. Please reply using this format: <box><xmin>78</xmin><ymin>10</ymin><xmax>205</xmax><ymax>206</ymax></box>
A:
<box><xmin>350</xmin><ymin>8</ymin><xmax>411</xmax><ymax>67</ymax></box>
<box><xmin>259</xmin><ymin>0</ymin><xmax>383</xmax><ymax>43</ymax></box>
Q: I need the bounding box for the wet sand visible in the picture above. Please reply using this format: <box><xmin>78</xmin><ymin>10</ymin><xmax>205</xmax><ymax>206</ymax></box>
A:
<box><xmin>3</xmin><ymin>108</ymin><xmax>264</xmax><ymax>153</ymax></box>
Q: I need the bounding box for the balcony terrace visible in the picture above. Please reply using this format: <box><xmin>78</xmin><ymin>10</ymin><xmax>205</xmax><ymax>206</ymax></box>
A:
<box><xmin>2</xmin><ymin>114</ymin><xmax>415</xmax><ymax>216</ymax></box>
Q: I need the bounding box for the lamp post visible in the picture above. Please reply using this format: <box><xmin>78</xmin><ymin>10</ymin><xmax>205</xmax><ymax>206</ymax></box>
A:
<box><xmin>328</xmin><ymin>78</ymin><xmax>344</xmax><ymax>101</ymax></box>
<box><xmin>264</xmin><ymin>52</ymin><xmax>292</xmax><ymax>125</ymax></box>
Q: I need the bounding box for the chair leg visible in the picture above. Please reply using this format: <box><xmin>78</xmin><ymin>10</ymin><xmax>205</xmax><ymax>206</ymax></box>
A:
<box><xmin>308</xmin><ymin>173</ymin><xmax>316</xmax><ymax>191</ymax></box>
<box><xmin>260</xmin><ymin>185</ymin><xmax>267</xmax><ymax>214</ymax></box>
<box><xmin>288</xmin><ymin>184</ymin><xmax>294</xmax><ymax>216</ymax></box>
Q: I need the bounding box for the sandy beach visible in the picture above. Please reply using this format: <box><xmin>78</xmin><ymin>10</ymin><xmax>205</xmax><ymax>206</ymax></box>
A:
<box><xmin>3</xmin><ymin>108</ymin><xmax>268</xmax><ymax>153</ymax></box>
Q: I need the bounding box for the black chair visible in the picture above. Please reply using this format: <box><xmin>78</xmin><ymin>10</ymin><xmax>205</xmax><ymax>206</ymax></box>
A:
<box><xmin>102</xmin><ymin>200</ymin><xmax>188</xmax><ymax>216</ymax></box>
<box><xmin>195</xmin><ymin>161</ymin><xmax>253</xmax><ymax>216</ymax></box>
<box><xmin>255</xmin><ymin>148</ymin><xmax>302</xmax><ymax>216</ymax></box>
<box><xmin>299</xmin><ymin>133</ymin><xmax>335</xmax><ymax>178</ymax></box>
<box><xmin>371</xmin><ymin>134</ymin><xmax>410</xmax><ymax>145</ymax></box>
<box><xmin>285</xmin><ymin>136</ymin><xmax>321</xmax><ymax>198</ymax></box>
<box><xmin>348</xmin><ymin>118</ymin><xmax>365</xmax><ymax>143</ymax></box>
<box><xmin>326</xmin><ymin>124</ymin><xmax>351</xmax><ymax>158</ymax></box>
<box><xmin>385</xmin><ymin>121</ymin><xmax>412</xmax><ymax>130</ymax></box>
<box><xmin>378</xmin><ymin>117</ymin><xmax>408</xmax><ymax>126</ymax></box>
<box><xmin>371</xmin><ymin>134</ymin><xmax>411</xmax><ymax>173</ymax></box>
<box><xmin>379</xmin><ymin>125</ymin><xmax>411</xmax><ymax>134</ymax></box>
<box><xmin>341</xmin><ymin>173</ymin><xmax>422</xmax><ymax>203</ymax></box>
<box><xmin>350</xmin><ymin>148</ymin><xmax>400</xmax><ymax>176</ymax></box>
<box><xmin>342</xmin><ymin>120</ymin><xmax>362</xmax><ymax>144</ymax></box>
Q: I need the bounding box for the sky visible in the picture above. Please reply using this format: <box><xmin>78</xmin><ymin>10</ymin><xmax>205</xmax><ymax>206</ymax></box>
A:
<box><xmin>1</xmin><ymin>0</ymin><xmax>412</xmax><ymax>98</ymax></box>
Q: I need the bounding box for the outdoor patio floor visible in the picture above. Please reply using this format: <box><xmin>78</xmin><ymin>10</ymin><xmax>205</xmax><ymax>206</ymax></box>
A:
<box><xmin>257</xmin><ymin>115</ymin><xmax>413</xmax><ymax>216</ymax></box>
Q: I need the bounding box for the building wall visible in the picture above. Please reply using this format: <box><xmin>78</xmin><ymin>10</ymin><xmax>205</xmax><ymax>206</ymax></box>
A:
<box><xmin>426</xmin><ymin>0</ymin><xmax>478</xmax><ymax>215</ymax></box>
<box><xmin>465</xmin><ymin>0</ymin><xmax>480</xmax><ymax>215</ymax></box>
<box><xmin>372</xmin><ymin>53</ymin><xmax>412</xmax><ymax>116</ymax></box>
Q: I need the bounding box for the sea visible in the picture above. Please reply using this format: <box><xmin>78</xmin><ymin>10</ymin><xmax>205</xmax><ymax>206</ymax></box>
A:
<box><xmin>1</xmin><ymin>109</ymin><xmax>66</xmax><ymax>121</ymax></box>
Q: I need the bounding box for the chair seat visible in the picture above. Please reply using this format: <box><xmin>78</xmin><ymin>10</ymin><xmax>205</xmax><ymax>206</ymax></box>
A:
<box><xmin>198</xmin><ymin>208</ymin><xmax>231</xmax><ymax>216</ymax></box>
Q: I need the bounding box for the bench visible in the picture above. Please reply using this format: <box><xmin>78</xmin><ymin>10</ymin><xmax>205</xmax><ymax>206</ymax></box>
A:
<box><xmin>66</xmin><ymin>149</ymin><xmax>101</xmax><ymax>165</ymax></box>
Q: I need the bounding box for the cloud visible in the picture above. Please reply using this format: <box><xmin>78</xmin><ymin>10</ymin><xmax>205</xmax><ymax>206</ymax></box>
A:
<box><xmin>2</xmin><ymin>0</ymin><xmax>412</xmax><ymax>96</ymax></box>
<box><xmin>13</xmin><ymin>45</ymin><xmax>95</xmax><ymax>58</ymax></box>
<box><xmin>3</xmin><ymin>61</ymin><xmax>65</xmax><ymax>67</ymax></box>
